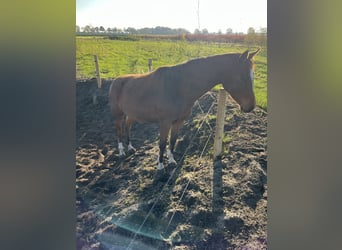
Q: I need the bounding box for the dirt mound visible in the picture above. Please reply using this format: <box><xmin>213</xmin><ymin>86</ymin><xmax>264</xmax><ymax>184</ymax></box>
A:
<box><xmin>76</xmin><ymin>79</ymin><xmax>267</xmax><ymax>250</ymax></box>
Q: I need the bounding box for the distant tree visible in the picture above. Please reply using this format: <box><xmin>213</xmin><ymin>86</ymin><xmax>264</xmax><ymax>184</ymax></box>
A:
<box><xmin>226</xmin><ymin>28</ymin><xmax>233</xmax><ymax>34</ymax></box>
<box><xmin>247</xmin><ymin>27</ymin><xmax>256</xmax><ymax>34</ymax></box>
<box><xmin>202</xmin><ymin>28</ymin><xmax>209</xmax><ymax>34</ymax></box>
<box><xmin>76</xmin><ymin>25</ymin><xmax>80</xmax><ymax>33</ymax></box>
<box><xmin>83</xmin><ymin>25</ymin><xmax>93</xmax><ymax>33</ymax></box>
<box><xmin>99</xmin><ymin>26</ymin><xmax>105</xmax><ymax>33</ymax></box>
<box><xmin>108</xmin><ymin>27</ymin><xmax>119</xmax><ymax>34</ymax></box>
<box><xmin>175</xmin><ymin>28</ymin><xmax>191</xmax><ymax>34</ymax></box>
<box><xmin>154</xmin><ymin>26</ymin><xmax>173</xmax><ymax>35</ymax></box>
<box><xmin>126</xmin><ymin>27</ymin><xmax>137</xmax><ymax>34</ymax></box>
<box><xmin>217</xmin><ymin>29</ymin><xmax>222</xmax><ymax>35</ymax></box>
<box><xmin>245</xmin><ymin>27</ymin><xmax>257</xmax><ymax>48</ymax></box>
<box><xmin>256</xmin><ymin>27</ymin><xmax>267</xmax><ymax>46</ymax></box>
<box><xmin>258</xmin><ymin>27</ymin><xmax>267</xmax><ymax>34</ymax></box>
<box><xmin>194</xmin><ymin>28</ymin><xmax>201</xmax><ymax>34</ymax></box>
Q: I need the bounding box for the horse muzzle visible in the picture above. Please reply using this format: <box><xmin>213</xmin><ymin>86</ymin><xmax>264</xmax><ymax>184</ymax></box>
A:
<box><xmin>241</xmin><ymin>105</ymin><xmax>255</xmax><ymax>113</ymax></box>
<box><xmin>240</xmin><ymin>101</ymin><xmax>256</xmax><ymax>113</ymax></box>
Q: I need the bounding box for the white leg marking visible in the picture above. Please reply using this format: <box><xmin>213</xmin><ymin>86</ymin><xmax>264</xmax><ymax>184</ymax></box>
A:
<box><xmin>167</xmin><ymin>149</ymin><xmax>177</xmax><ymax>165</ymax></box>
<box><xmin>128</xmin><ymin>142</ymin><xmax>136</xmax><ymax>152</ymax></box>
<box><xmin>118</xmin><ymin>142</ymin><xmax>125</xmax><ymax>156</ymax></box>
<box><xmin>157</xmin><ymin>162</ymin><xmax>164</xmax><ymax>170</ymax></box>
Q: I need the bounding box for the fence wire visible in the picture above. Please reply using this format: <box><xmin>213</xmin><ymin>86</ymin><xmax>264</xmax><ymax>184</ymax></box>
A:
<box><xmin>126</xmin><ymin>97</ymin><xmax>217</xmax><ymax>249</ymax></box>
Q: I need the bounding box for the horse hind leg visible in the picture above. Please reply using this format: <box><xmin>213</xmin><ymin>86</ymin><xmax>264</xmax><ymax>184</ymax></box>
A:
<box><xmin>125</xmin><ymin>116</ymin><xmax>136</xmax><ymax>152</ymax></box>
<box><xmin>114</xmin><ymin>117</ymin><xmax>126</xmax><ymax>156</ymax></box>
<box><xmin>109</xmin><ymin>81</ymin><xmax>126</xmax><ymax>157</ymax></box>
<box><xmin>113</xmin><ymin>115</ymin><xmax>126</xmax><ymax>156</ymax></box>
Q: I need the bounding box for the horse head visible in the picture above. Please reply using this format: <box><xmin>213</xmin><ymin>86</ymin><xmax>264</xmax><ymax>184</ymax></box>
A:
<box><xmin>222</xmin><ymin>48</ymin><xmax>260</xmax><ymax>113</ymax></box>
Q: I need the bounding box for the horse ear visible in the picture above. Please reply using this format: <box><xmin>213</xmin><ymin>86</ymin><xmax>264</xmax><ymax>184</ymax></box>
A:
<box><xmin>239</xmin><ymin>50</ymin><xmax>249</xmax><ymax>61</ymax></box>
<box><xmin>248</xmin><ymin>48</ymin><xmax>261</xmax><ymax>60</ymax></box>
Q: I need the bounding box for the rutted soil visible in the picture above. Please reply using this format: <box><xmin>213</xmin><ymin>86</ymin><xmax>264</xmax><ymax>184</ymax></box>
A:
<box><xmin>76</xmin><ymin>79</ymin><xmax>267</xmax><ymax>250</ymax></box>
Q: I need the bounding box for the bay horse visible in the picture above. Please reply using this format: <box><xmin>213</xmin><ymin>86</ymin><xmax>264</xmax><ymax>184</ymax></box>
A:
<box><xmin>109</xmin><ymin>49</ymin><xmax>260</xmax><ymax>170</ymax></box>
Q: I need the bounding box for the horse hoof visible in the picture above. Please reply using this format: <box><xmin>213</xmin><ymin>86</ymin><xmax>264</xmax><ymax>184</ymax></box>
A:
<box><xmin>128</xmin><ymin>144</ymin><xmax>136</xmax><ymax>152</ymax></box>
<box><xmin>168</xmin><ymin>159</ymin><xmax>177</xmax><ymax>166</ymax></box>
<box><xmin>157</xmin><ymin>162</ymin><xmax>164</xmax><ymax>170</ymax></box>
<box><xmin>118</xmin><ymin>143</ymin><xmax>126</xmax><ymax>157</ymax></box>
<box><xmin>167</xmin><ymin>149</ymin><xmax>177</xmax><ymax>166</ymax></box>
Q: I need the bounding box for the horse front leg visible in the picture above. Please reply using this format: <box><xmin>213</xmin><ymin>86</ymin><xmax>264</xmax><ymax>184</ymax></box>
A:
<box><xmin>168</xmin><ymin>119</ymin><xmax>185</xmax><ymax>165</ymax></box>
<box><xmin>157</xmin><ymin>123</ymin><xmax>171</xmax><ymax>170</ymax></box>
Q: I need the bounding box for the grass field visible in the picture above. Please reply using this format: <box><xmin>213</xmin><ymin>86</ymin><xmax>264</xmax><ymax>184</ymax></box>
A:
<box><xmin>76</xmin><ymin>36</ymin><xmax>267</xmax><ymax>109</ymax></box>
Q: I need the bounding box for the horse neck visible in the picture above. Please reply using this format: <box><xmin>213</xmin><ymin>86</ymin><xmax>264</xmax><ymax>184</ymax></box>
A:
<box><xmin>180</xmin><ymin>54</ymin><xmax>235</xmax><ymax>103</ymax></box>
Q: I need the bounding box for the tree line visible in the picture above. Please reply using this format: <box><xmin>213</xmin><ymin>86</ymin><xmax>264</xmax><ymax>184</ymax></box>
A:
<box><xmin>76</xmin><ymin>25</ymin><xmax>190</xmax><ymax>35</ymax></box>
<box><xmin>76</xmin><ymin>25</ymin><xmax>267</xmax><ymax>36</ymax></box>
<box><xmin>76</xmin><ymin>25</ymin><xmax>266</xmax><ymax>46</ymax></box>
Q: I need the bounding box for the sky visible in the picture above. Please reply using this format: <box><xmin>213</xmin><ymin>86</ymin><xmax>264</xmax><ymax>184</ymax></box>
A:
<box><xmin>76</xmin><ymin>0</ymin><xmax>267</xmax><ymax>34</ymax></box>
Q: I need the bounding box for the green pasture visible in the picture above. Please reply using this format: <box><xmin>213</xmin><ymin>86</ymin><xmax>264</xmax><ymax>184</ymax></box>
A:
<box><xmin>76</xmin><ymin>36</ymin><xmax>267</xmax><ymax>109</ymax></box>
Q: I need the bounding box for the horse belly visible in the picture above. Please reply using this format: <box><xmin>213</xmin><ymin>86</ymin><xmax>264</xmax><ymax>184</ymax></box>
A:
<box><xmin>119</xmin><ymin>97</ymin><xmax>161</xmax><ymax>123</ymax></box>
<box><xmin>120</xmin><ymin>98</ymin><xmax>184</xmax><ymax>123</ymax></box>
<box><xmin>119</xmin><ymin>78</ymin><xmax>187</xmax><ymax>123</ymax></box>
<box><xmin>129</xmin><ymin>110</ymin><xmax>159</xmax><ymax>123</ymax></box>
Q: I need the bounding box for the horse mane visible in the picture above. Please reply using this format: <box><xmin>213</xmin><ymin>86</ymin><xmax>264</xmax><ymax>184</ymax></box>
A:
<box><xmin>153</xmin><ymin>52</ymin><xmax>241</xmax><ymax>76</ymax></box>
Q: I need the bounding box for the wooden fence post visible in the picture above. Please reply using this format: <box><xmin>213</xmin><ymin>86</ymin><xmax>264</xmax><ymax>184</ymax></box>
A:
<box><xmin>93</xmin><ymin>55</ymin><xmax>102</xmax><ymax>104</ymax></box>
<box><xmin>213</xmin><ymin>88</ymin><xmax>227</xmax><ymax>158</ymax></box>
<box><xmin>148</xmin><ymin>58</ymin><xmax>153</xmax><ymax>72</ymax></box>
<box><xmin>94</xmin><ymin>55</ymin><xmax>102</xmax><ymax>88</ymax></box>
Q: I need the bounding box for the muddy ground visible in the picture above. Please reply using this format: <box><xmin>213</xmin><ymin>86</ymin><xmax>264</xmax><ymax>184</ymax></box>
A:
<box><xmin>76</xmin><ymin>79</ymin><xmax>267</xmax><ymax>250</ymax></box>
